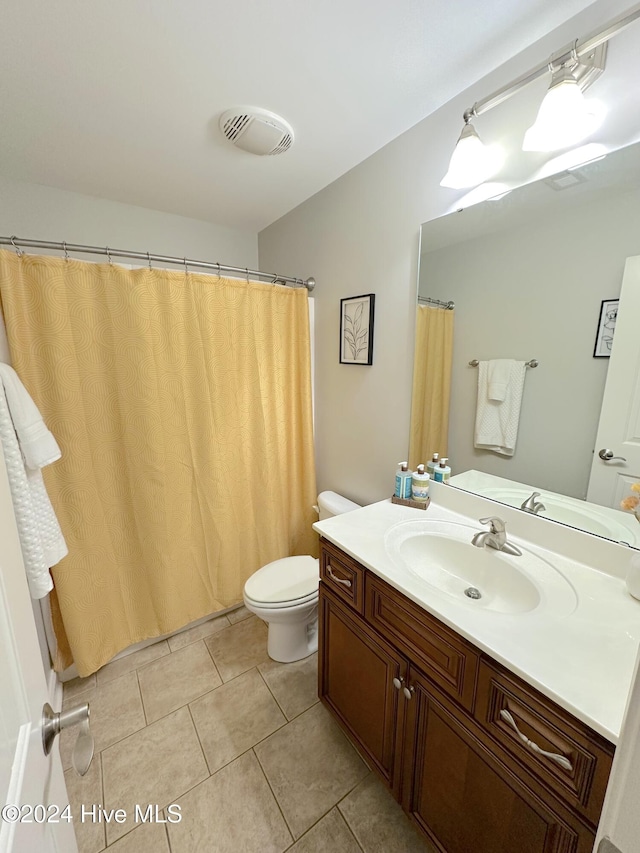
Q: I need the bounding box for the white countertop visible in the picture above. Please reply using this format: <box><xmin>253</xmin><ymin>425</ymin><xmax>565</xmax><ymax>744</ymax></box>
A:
<box><xmin>313</xmin><ymin>491</ymin><xmax>640</xmax><ymax>744</ymax></box>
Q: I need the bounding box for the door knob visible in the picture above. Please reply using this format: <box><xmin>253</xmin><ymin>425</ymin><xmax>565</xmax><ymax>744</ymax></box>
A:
<box><xmin>598</xmin><ymin>448</ymin><xmax>627</xmax><ymax>463</ymax></box>
<box><xmin>42</xmin><ymin>702</ymin><xmax>94</xmax><ymax>776</ymax></box>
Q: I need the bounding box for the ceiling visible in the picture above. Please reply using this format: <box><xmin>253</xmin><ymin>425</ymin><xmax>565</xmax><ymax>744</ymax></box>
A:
<box><xmin>0</xmin><ymin>0</ymin><xmax>602</xmax><ymax>232</ymax></box>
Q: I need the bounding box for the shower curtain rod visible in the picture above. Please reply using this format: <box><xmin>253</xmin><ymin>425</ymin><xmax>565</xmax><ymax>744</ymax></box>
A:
<box><xmin>0</xmin><ymin>236</ymin><xmax>316</xmax><ymax>291</ymax></box>
<box><xmin>418</xmin><ymin>295</ymin><xmax>455</xmax><ymax>310</ymax></box>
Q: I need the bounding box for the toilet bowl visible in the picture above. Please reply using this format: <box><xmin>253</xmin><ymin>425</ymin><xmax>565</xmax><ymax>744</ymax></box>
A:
<box><xmin>243</xmin><ymin>491</ymin><xmax>361</xmax><ymax>662</ymax></box>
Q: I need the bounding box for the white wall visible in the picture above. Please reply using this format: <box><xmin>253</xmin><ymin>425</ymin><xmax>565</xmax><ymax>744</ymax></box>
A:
<box><xmin>258</xmin><ymin>0</ymin><xmax>640</xmax><ymax>508</ymax></box>
<box><xmin>0</xmin><ymin>176</ymin><xmax>258</xmax><ymax>268</ymax></box>
<box><xmin>426</xmin><ymin>185</ymin><xmax>640</xmax><ymax>499</ymax></box>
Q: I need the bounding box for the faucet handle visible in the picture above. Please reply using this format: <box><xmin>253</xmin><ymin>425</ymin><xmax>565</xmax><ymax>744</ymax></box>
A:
<box><xmin>478</xmin><ymin>516</ymin><xmax>506</xmax><ymax>534</ymax></box>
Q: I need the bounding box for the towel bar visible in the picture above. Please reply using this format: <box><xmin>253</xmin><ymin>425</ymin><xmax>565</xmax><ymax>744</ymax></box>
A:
<box><xmin>469</xmin><ymin>359</ymin><xmax>538</xmax><ymax>368</ymax></box>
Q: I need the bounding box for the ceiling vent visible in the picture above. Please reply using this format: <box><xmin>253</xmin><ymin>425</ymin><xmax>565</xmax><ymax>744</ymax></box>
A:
<box><xmin>219</xmin><ymin>107</ymin><xmax>294</xmax><ymax>156</ymax></box>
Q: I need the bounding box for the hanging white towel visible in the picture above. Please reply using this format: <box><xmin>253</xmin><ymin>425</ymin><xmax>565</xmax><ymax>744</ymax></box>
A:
<box><xmin>474</xmin><ymin>359</ymin><xmax>527</xmax><ymax>456</ymax></box>
<box><xmin>0</xmin><ymin>363</ymin><xmax>68</xmax><ymax>598</ymax></box>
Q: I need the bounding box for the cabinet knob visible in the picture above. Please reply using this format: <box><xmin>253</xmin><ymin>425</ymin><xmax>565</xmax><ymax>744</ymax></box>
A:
<box><xmin>403</xmin><ymin>685</ymin><xmax>415</xmax><ymax>701</ymax></box>
<box><xmin>392</xmin><ymin>677</ymin><xmax>404</xmax><ymax>690</ymax></box>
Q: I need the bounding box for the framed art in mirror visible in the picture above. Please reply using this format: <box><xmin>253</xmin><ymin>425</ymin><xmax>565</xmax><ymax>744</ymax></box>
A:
<box><xmin>593</xmin><ymin>298</ymin><xmax>619</xmax><ymax>357</ymax></box>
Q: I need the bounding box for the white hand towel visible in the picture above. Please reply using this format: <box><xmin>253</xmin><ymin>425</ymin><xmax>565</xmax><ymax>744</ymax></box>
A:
<box><xmin>0</xmin><ymin>366</ymin><xmax>67</xmax><ymax>599</ymax></box>
<box><xmin>474</xmin><ymin>360</ymin><xmax>527</xmax><ymax>456</ymax></box>
<box><xmin>0</xmin><ymin>363</ymin><xmax>61</xmax><ymax>468</ymax></box>
<box><xmin>487</xmin><ymin>359</ymin><xmax>511</xmax><ymax>402</ymax></box>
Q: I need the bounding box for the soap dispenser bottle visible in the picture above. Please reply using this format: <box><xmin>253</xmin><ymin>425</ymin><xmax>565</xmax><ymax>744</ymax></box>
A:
<box><xmin>395</xmin><ymin>461</ymin><xmax>412</xmax><ymax>499</ymax></box>
<box><xmin>426</xmin><ymin>453</ymin><xmax>439</xmax><ymax>477</ymax></box>
<box><xmin>434</xmin><ymin>458</ymin><xmax>451</xmax><ymax>483</ymax></box>
<box><xmin>411</xmin><ymin>464</ymin><xmax>430</xmax><ymax>503</ymax></box>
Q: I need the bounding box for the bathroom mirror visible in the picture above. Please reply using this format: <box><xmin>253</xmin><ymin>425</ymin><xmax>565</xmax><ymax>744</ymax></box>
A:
<box><xmin>415</xmin><ymin>140</ymin><xmax>640</xmax><ymax>545</ymax></box>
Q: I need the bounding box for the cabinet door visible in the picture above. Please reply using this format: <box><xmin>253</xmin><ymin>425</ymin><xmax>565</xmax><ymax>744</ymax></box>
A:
<box><xmin>319</xmin><ymin>586</ymin><xmax>406</xmax><ymax>792</ymax></box>
<box><xmin>402</xmin><ymin>668</ymin><xmax>595</xmax><ymax>853</ymax></box>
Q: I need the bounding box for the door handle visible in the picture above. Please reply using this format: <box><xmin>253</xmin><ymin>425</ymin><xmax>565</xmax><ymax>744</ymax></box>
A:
<box><xmin>598</xmin><ymin>448</ymin><xmax>627</xmax><ymax>463</ymax></box>
<box><xmin>42</xmin><ymin>702</ymin><xmax>94</xmax><ymax>777</ymax></box>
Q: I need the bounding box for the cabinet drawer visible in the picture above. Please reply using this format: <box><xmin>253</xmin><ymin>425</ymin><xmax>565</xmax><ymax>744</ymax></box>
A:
<box><xmin>474</xmin><ymin>660</ymin><xmax>614</xmax><ymax>827</ymax></box>
<box><xmin>365</xmin><ymin>574</ymin><xmax>479</xmax><ymax>711</ymax></box>
<box><xmin>320</xmin><ymin>540</ymin><xmax>365</xmax><ymax>613</ymax></box>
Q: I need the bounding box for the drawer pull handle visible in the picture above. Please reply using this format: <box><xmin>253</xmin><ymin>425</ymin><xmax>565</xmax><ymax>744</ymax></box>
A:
<box><xmin>327</xmin><ymin>565</ymin><xmax>352</xmax><ymax>588</ymax></box>
<box><xmin>499</xmin><ymin>710</ymin><xmax>573</xmax><ymax>772</ymax></box>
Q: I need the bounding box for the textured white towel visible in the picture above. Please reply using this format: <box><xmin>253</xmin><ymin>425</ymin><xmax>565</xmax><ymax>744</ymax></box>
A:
<box><xmin>474</xmin><ymin>360</ymin><xmax>527</xmax><ymax>456</ymax></box>
<box><xmin>0</xmin><ymin>364</ymin><xmax>67</xmax><ymax>598</ymax></box>
<box><xmin>487</xmin><ymin>359</ymin><xmax>511</xmax><ymax>402</ymax></box>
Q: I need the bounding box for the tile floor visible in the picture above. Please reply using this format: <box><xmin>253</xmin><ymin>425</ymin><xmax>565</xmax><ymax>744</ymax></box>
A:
<box><xmin>62</xmin><ymin>607</ymin><xmax>433</xmax><ymax>853</ymax></box>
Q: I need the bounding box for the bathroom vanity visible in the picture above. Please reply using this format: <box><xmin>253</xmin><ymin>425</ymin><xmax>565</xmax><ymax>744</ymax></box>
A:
<box><xmin>314</xmin><ymin>488</ymin><xmax>640</xmax><ymax>853</ymax></box>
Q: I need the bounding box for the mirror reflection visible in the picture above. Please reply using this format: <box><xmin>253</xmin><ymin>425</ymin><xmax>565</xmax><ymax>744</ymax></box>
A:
<box><xmin>415</xmin><ymin>142</ymin><xmax>640</xmax><ymax>546</ymax></box>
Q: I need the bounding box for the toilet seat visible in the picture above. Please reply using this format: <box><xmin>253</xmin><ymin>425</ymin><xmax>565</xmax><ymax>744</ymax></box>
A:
<box><xmin>244</xmin><ymin>555</ymin><xmax>319</xmax><ymax>606</ymax></box>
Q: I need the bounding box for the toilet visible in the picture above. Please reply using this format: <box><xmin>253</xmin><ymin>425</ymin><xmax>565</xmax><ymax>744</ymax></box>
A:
<box><xmin>243</xmin><ymin>491</ymin><xmax>361</xmax><ymax>662</ymax></box>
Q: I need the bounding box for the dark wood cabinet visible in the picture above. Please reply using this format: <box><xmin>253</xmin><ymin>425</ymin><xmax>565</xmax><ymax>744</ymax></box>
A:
<box><xmin>319</xmin><ymin>587</ymin><xmax>405</xmax><ymax>791</ymax></box>
<box><xmin>403</xmin><ymin>667</ymin><xmax>595</xmax><ymax>853</ymax></box>
<box><xmin>318</xmin><ymin>538</ymin><xmax>614</xmax><ymax>853</ymax></box>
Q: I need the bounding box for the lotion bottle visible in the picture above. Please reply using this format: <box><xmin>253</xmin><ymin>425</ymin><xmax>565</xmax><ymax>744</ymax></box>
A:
<box><xmin>395</xmin><ymin>462</ymin><xmax>412</xmax><ymax>499</ymax></box>
<box><xmin>411</xmin><ymin>464</ymin><xmax>430</xmax><ymax>503</ymax></box>
<box><xmin>426</xmin><ymin>452</ymin><xmax>439</xmax><ymax>477</ymax></box>
<box><xmin>434</xmin><ymin>458</ymin><xmax>451</xmax><ymax>483</ymax></box>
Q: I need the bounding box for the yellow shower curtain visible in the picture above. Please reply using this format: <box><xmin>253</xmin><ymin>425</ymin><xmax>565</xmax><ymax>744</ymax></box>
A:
<box><xmin>409</xmin><ymin>304</ymin><xmax>454</xmax><ymax>469</ymax></box>
<box><xmin>0</xmin><ymin>250</ymin><xmax>317</xmax><ymax>676</ymax></box>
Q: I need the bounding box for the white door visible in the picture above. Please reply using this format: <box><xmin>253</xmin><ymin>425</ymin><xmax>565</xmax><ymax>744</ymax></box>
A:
<box><xmin>587</xmin><ymin>256</ymin><xmax>640</xmax><ymax>510</ymax></box>
<box><xmin>0</xmin><ymin>450</ymin><xmax>77</xmax><ymax>853</ymax></box>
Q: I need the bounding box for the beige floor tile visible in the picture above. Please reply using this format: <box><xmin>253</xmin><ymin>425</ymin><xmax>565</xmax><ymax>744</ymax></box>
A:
<box><xmin>227</xmin><ymin>604</ymin><xmax>252</xmax><ymax>624</ymax></box>
<box><xmin>288</xmin><ymin>808</ymin><xmax>362</xmax><ymax>853</ymax></box>
<box><xmin>95</xmin><ymin>640</ymin><xmax>170</xmax><ymax>686</ymax></box>
<box><xmin>102</xmin><ymin>821</ymin><xmax>170</xmax><ymax>852</ymax></box>
<box><xmin>63</xmin><ymin>673</ymin><xmax>96</xmax><ymax>702</ymax></box>
<box><xmin>167</xmin><ymin>750</ymin><xmax>292</xmax><ymax>853</ymax></box>
<box><xmin>138</xmin><ymin>641</ymin><xmax>222</xmax><ymax>723</ymax></box>
<box><xmin>254</xmin><ymin>702</ymin><xmax>368</xmax><ymax>839</ymax></box>
<box><xmin>190</xmin><ymin>668</ymin><xmax>286</xmax><ymax>773</ymax></box>
<box><xmin>259</xmin><ymin>653</ymin><xmax>319</xmax><ymax>720</ymax></box>
<box><xmin>205</xmin><ymin>616</ymin><xmax>269</xmax><ymax>682</ymax></box>
<box><xmin>60</xmin><ymin>671</ymin><xmax>145</xmax><ymax>771</ymax></box>
<box><xmin>339</xmin><ymin>775</ymin><xmax>434</xmax><ymax>853</ymax></box>
<box><xmin>64</xmin><ymin>754</ymin><xmax>105</xmax><ymax>853</ymax></box>
<box><xmin>102</xmin><ymin>705</ymin><xmax>208</xmax><ymax>845</ymax></box>
<box><xmin>167</xmin><ymin>615</ymin><xmax>231</xmax><ymax>651</ymax></box>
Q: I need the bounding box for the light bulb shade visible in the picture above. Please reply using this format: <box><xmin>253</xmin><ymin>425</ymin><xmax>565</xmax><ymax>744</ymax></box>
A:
<box><xmin>523</xmin><ymin>68</ymin><xmax>602</xmax><ymax>152</ymax></box>
<box><xmin>440</xmin><ymin>122</ymin><xmax>499</xmax><ymax>189</ymax></box>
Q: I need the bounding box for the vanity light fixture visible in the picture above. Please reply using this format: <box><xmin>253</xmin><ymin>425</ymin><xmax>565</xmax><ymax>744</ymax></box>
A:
<box><xmin>522</xmin><ymin>65</ymin><xmax>603</xmax><ymax>152</ymax></box>
<box><xmin>440</xmin><ymin>113</ymin><xmax>502</xmax><ymax>189</ymax></box>
<box><xmin>440</xmin><ymin>5</ymin><xmax>640</xmax><ymax>189</ymax></box>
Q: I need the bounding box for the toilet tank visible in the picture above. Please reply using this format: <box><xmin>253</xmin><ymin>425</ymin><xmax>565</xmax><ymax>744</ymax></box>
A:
<box><xmin>316</xmin><ymin>491</ymin><xmax>361</xmax><ymax>520</ymax></box>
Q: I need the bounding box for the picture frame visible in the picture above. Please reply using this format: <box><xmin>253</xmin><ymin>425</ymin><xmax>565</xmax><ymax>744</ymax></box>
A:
<box><xmin>593</xmin><ymin>298</ymin><xmax>619</xmax><ymax>358</ymax></box>
<box><xmin>340</xmin><ymin>293</ymin><xmax>375</xmax><ymax>365</ymax></box>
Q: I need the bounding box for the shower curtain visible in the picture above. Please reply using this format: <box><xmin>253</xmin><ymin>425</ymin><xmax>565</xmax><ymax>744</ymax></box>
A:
<box><xmin>409</xmin><ymin>304</ymin><xmax>454</xmax><ymax>469</ymax></box>
<box><xmin>0</xmin><ymin>250</ymin><xmax>317</xmax><ymax>676</ymax></box>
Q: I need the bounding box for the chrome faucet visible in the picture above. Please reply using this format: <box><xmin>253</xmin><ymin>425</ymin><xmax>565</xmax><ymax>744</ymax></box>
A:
<box><xmin>471</xmin><ymin>516</ymin><xmax>522</xmax><ymax>556</ymax></box>
<box><xmin>520</xmin><ymin>491</ymin><xmax>546</xmax><ymax>515</ymax></box>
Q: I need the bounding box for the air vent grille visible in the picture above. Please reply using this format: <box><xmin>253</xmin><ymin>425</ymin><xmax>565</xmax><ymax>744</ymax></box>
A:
<box><xmin>222</xmin><ymin>114</ymin><xmax>251</xmax><ymax>142</ymax></box>
<box><xmin>271</xmin><ymin>134</ymin><xmax>293</xmax><ymax>155</ymax></box>
<box><xmin>219</xmin><ymin>107</ymin><xmax>294</xmax><ymax>156</ymax></box>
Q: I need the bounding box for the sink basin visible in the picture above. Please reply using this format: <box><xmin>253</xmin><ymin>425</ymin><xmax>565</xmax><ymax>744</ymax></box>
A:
<box><xmin>384</xmin><ymin>519</ymin><xmax>577</xmax><ymax>615</ymax></box>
